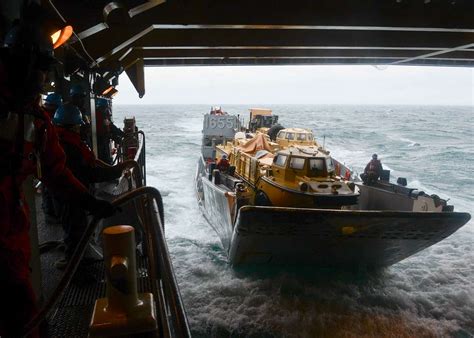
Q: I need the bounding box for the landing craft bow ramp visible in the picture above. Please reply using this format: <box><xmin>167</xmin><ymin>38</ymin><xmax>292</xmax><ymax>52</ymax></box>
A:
<box><xmin>4</xmin><ymin>0</ymin><xmax>474</xmax><ymax>95</ymax></box>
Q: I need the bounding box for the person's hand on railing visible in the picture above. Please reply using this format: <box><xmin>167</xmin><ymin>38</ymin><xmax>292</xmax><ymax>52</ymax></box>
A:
<box><xmin>118</xmin><ymin>159</ymin><xmax>143</xmax><ymax>187</ymax></box>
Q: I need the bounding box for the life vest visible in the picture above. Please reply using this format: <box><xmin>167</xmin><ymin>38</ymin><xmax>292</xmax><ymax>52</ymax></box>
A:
<box><xmin>368</xmin><ymin>159</ymin><xmax>381</xmax><ymax>172</ymax></box>
<box><xmin>217</xmin><ymin>159</ymin><xmax>230</xmax><ymax>171</ymax></box>
<box><xmin>56</xmin><ymin>127</ymin><xmax>96</xmax><ymax>165</ymax></box>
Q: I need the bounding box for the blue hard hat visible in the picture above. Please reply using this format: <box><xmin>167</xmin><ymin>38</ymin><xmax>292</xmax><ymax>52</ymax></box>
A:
<box><xmin>53</xmin><ymin>103</ymin><xmax>85</xmax><ymax>126</ymax></box>
<box><xmin>44</xmin><ymin>93</ymin><xmax>63</xmax><ymax>107</ymax></box>
<box><xmin>96</xmin><ymin>98</ymin><xmax>108</xmax><ymax>108</ymax></box>
<box><xmin>69</xmin><ymin>84</ymin><xmax>86</xmax><ymax>98</ymax></box>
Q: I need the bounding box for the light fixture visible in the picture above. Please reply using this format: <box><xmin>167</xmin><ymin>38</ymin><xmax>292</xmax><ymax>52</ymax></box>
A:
<box><xmin>51</xmin><ymin>25</ymin><xmax>73</xmax><ymax>49</ymax></box>
<box><xmin>104</xmin><ymin>88</ymin><xmax>118</xmax><ymax>98</ymax></box>
<box><xmin>93</xmin><ymin>76</ymin><xmax>111</xmax><ymax>96</ymax></box>
<box><xmin>102</xmin><ymin>86</ymin><xmax>114</xmax><ymax>95</ymax></box>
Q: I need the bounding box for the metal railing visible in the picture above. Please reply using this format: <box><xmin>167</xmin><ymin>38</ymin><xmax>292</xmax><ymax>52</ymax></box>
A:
<box><xmin>24</xmin><ymin>186</ymin><xmax>190</xmax><ymax>337</ymax></box>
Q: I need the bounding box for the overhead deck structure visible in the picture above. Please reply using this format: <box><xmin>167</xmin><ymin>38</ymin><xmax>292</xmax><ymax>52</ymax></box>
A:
<box><xmin>11</xmin><ymin>0</ymin><xmax>468</xmax><ymax>97</ymax></box>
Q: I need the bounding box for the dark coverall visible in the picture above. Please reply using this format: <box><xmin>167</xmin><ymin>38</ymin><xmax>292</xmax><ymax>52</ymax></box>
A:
<box><xmin>41</xmin><ymin>105</ymin><xmax>59</xmax><ymax>218</ymax></box>
<box><xmin>54</xmin><ymin>126</ymin><xmax>124</xmax><ymax>258</ymax></box>
<box><xmin>363</xmin><ymin>159</ymin><xmax>383</xmax><ymax>185</ymax></box>
<box><xmin>217</xmin><ymin>158</ymin><xmax>230</xmax><ymax>172</ymax></box>
<box><xmin>97</xmin><ymin>108</ymin><xmax>125</xmax><ymax>164</ymax></box>
<box><xmin>0</xmin><ymin>100</ymin><xmax>89</xmax><ymax>336</ymax></box>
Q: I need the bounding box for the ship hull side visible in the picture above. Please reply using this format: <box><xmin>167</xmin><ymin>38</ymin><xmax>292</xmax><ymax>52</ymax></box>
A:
<box><xmin>196</xmin><ymin>157</ymin><xmax>234</xmax><ymax>251</ymax></box>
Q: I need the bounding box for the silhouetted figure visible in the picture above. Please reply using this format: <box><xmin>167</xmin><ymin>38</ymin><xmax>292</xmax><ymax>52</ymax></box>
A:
<box><xmin>361</xmin><ymin>154</ymin><xmax>383</xmax><ymax>185</ymax></box>
<box><xmin>217</xmin><ymin>154</ymin><xmax>230</xmax><ymax>172</ymax></box>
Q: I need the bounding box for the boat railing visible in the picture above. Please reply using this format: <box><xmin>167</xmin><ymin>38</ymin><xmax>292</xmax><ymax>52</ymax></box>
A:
<box><xmin>24</xmin><ymin>186</ymin><xmax>191</xmax><ymax>337</ymax></box>
<box><xmin>233</xmin><ymin>151</ymin><xmax>260</xmax><ymax>185</ymax></box>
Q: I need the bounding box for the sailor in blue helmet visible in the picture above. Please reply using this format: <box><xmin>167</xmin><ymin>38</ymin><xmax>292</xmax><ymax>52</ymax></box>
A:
<box><xmin>42</xmin><ymin>92</ymin><xmax>63</xmax><ymax>119</ymax></box>
<box><xmin>52</xmin><ymin>103</ymin><xmax>135</xmax><ymax>268</ymax></box>
<box><xmin>69</xmin><ymin>84</ymin><xmax>87</xmax><ymax>110</ymax></box>
<box><xmin>0</xmin><ymin>5</ymin><xmax>116</xmax><ymax>336</ymax></box>
<box><xmin>41</xmin><ymin>93</ymin><xmax>64</xmax><ymax>221</ymax></box>
<box><xmin>68</xmin><ymin>84</ymin><xmax>93</xmax><ymax>145</ymax></box>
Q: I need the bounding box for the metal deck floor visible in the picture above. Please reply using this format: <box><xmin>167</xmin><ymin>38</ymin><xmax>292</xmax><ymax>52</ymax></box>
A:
<box><xmin>36</xmin><ymin>196</ymin><xmax>156</xmax><ymax>337</ymax></box>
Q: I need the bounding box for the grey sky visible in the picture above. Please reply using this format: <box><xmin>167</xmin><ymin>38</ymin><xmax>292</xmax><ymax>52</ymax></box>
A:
<box><xmin>113</xmin><ymin>65</ymin><xmax>473</xmax><ymax>106</ymax></box>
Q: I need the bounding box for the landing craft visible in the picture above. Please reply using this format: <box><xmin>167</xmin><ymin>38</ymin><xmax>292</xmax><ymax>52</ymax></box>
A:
<box><xmin>0</xmin><ymin>0</ymin><xmax>472</xmax><ymax>336</ymax></box>
<box><xmin>195</xmin><ymin>110</ymin><xmax>470</xmax><ymax>266</ymax></box>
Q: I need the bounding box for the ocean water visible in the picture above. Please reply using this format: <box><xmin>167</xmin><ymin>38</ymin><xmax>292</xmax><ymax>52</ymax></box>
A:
<box><xmin>114</xmin><ymin>104</ymin><xmax>473</xmax><ymax>337</ymax></box>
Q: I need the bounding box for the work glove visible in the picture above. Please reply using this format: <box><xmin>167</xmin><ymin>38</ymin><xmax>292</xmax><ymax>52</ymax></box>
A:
<box><xmin>80</xmin><ymin>194</ymin><xmax>116</xmax><ymax>218</ymax></box>
<box><xmin>110</xmin><ymin>159</ymin><xmax>136</xmax><ymax>179</ymax></box>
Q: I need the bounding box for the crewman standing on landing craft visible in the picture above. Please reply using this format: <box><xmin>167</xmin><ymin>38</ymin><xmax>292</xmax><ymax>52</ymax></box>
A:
<box><xmin>362</xmin><ymin>153</ymin><xmax>383</xmax><ymax>185</ymax></box>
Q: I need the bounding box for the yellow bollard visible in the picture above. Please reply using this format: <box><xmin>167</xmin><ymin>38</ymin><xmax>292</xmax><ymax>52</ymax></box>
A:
<box><xmin>89</xmin><ymin>225</ymin><xmax>158</xmax><ymax>337</ymax></box>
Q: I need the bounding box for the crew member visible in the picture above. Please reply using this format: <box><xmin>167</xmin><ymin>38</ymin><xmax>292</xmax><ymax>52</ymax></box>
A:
<box><xmin>95</xmin><ymin>97</ymin><xmax>111</xmax><ymax>163</ymax></box>
<box><xmin>362</xmin><ymin>154</ymin><xmax>383</xmax><ymax>185</ymax></box>
<box><xmin>52</xmin><ymin>103</ymin><xmax>135</xmax><ymax>268</ymax></box>
<box><xmin>217</xmin><ymin>154</ymin><xmax>230</xmax><ymax>172</ymax></box>
<box><xmin>96</xmin><ymin>98</ymin><xmax>125</xmax><ymax>164</ymax></box>
<box><xmin>69</xmin><ymin>84</ymin><xmax>87</xmax><ymax>118</ymax></box>
<box><xmin>42</xmin><ymin>92</ymin><xmax>62</xmax><ymax>119</ymax></box>
<box><xmin>105</xmin><ymin>106</ymin><xmax>125</xmax><ymax>143</ymax></box>
<box><xmin>0</xmin><ymin>14</ymin><xmax>114</xmax><ymax>337</ymax></box>
<box><xmin>41</xmin><ymin>93</ymin><xmax>63</xmax><ymax>220</ymax></box>
<box><xmin>69</xmin><ymin>84</ymin><xmax>91</xmax><ymax>145</ymax></box>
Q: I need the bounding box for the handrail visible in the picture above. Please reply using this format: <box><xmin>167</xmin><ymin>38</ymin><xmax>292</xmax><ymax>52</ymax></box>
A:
<box><xmin>134</xmin><ymin>131</ymin><xmax>146</xmax><ymax>186</ymax></box>
<box><xmin>23</xmin><ymin>187</ymin><xmax>190</xmax><ymax>338</ymax></box>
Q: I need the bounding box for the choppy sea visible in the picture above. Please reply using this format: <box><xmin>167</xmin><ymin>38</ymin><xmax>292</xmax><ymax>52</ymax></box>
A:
<box><xmin>114</xmin><ymin>104</ymin><xmax>473</xmax><ymax>337</ymax></box>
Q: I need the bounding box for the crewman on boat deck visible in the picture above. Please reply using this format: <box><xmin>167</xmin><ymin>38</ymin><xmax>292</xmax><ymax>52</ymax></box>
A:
<box><xmin>105</xmin><ymin>106</ymin><xmax>125</xmax><ymax>143</ymax></box>
<box><xmin>42</xmin><ymin>92</ymin><xmax>62</xmax><ymax>119</ymax></box>
<box><xmin>52</xmin><ymin>103</ymin><xmax>136</xmax><ymax>268</ymax></box>
<box><xmin>362</xmin><ymin>154</ymin><xmax>383</xmax><ymax>185</ymax></box>
<box><xmin>95</xmin><ymin>98</ymin><xmax>112</xmax><ymax>163</ymax></box>
<box><xmin>69</xmin><ymin>84</ymin><xmax>91</xmax><ymax>145</ymax></box>
<box><xmin>217</xmin><ymin>154</ymin><xmax>230</xmax><ymax>172</ymax></box>
<box><xmin>96</xmin><ymin>98</ymin><xmax>125</xmax><ymax>164</ymax></box>
<box><xmin>0</xmin><ymin>14</ymin><xmax>116</xmax><ymax>337</ymax></box>
<box><xmin>41</xmin><ymin>93</ymin><xmax>63</xmax><ymax>220</ymax></box>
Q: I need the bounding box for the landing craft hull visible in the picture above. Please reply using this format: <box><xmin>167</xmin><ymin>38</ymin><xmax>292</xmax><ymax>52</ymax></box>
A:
<box><xmin>229</xmin><ymin>206</ymin><xmax>470</xmax><ymax>267</ymax></box>
<box><xmin>196</xmin><ymin>160</ymin><xmax>471</xmax><ymax>268</ymax></box>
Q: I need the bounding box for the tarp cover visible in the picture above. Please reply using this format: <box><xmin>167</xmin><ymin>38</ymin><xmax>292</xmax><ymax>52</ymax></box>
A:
<box><xmin>239</xmin><ymin>134</ymin><xmax>273</xmax><ymax>154</ymax></box>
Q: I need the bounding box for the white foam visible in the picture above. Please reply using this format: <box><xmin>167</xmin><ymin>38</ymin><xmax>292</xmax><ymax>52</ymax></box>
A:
<box><xmin>120</xmin><ymin>104</ymin><xmax>473</xmax><ymax>336</ymax></box>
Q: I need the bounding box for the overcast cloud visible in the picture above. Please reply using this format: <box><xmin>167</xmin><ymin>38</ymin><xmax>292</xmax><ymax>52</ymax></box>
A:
<box><xmin>113</xmin><ymin>65</ymin><xmax>473</xmax><ymax>106</ymax></box>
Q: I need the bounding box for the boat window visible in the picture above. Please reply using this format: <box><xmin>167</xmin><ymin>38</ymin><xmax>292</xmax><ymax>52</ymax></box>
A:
<box><xmin>296</xmin><ymin>133</ymin><xmax>307</xmax><ymax>141</ymax></box>
<box><xmin>290</xmin><ymin>157</ymin><xmax>305</xmax><ymax>170</ymax></box>
<box><xmin>309</xmin><ymin>158</ymin><xmax>325</xmax><ymax>175</ymax></box>
<box><xmin>308</xmin><ymin>133</ymin><xmax>314</xmax><ymax>141</ymax></box>
<box><xmin>326</xmin><ymin>158</ymin><xmax>335</xmax><ymax>172</ymax></box>
<box><xmin>277</xmin><ymin>131</ymin><xmax>286</xmax><ymax>139</ymax></box>
<box><xmin>274</xmin><ymin>154</ymin><xmax>288</xmax><ymax>167</ymax></box>
<box><xmin>286</xmin><ymin>132</ymin><xmax>295</xmax><ymax>140</ymax></box>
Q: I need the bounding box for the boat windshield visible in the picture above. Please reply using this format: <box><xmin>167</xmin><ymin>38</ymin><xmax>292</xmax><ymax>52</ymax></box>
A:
<box><xmin>274</xmin><ymin>154</ymin><xmax>288</xmax><ymax>167</ymax></box>
<box><xmin>296</xmin><ymin>133</ymin><xmax>307</xmax><ymax>141</ymax></box>
<box><xmin>309</xmin><ymin>158</ymin><xmax>326</xmax><ymax>176</ymax></box>
<box><xmin>326</xmin><ymin>158</ymin><xmax>335</xmax><ymax>172</ymax></box>
<box><xmin>277</xmin><ymin>131</ymin><xmax>286</xmax><ymax>139</ymax></box>
<box><xmin>290</xmin><ymin>157</ymin><xmax>305</xmax><ymax>169</ymax></box>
